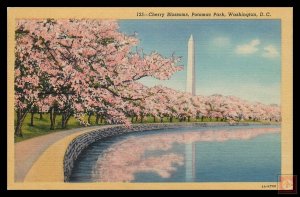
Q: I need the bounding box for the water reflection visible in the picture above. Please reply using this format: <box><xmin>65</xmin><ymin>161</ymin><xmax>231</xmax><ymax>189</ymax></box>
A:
<box><xmin>91</xmin><ymin>127</ymin><xmax>279</xmax><ymax>182</ymax></box>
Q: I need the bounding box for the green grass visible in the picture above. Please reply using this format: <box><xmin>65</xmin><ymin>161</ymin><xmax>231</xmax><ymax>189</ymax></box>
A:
<box><xmin>15</xmin><ymin>113</ymin><xmax>263</xmax><ymax>143</ymax></box>
<box><xmin>14</xmin><ymin>113</ymin><xmax>105</xmax><ymax>143</ymax></box>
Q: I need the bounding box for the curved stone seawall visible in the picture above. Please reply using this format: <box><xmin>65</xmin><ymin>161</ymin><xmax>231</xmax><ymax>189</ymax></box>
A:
<box><xmin>63</xmin><ymin>122</ymin><xmax>273</xmax><ymax>182</ymax></box>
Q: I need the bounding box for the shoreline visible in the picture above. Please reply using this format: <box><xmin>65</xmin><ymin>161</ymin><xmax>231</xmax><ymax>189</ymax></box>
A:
<box><xmin>63</xmin><ymin>122</ymin><xmax>280</xmax><ymax>182</ymax></box>
<box><xmin>15</xmin><ymin>121</ymin><xmax>280</xmax><ymax>143</ymax></box>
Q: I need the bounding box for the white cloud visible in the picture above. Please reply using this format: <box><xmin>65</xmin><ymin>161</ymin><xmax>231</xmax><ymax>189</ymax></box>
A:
<box><xmin>212</xmin><ymin>37</ymin><xmax>230</xmax><ymax>47</ymax></box>
<box><xmin>235</xmin><ymin>39</ymin><xmax>261</xmax><ymax>55</ymax></box>
<box><xmin>262</xmin><ymin>45</ymin><xmax>279</xmax><ymax>58</ymax></box>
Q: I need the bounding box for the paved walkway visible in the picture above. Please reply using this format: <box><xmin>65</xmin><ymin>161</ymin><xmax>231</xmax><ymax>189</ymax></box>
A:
<box><xmin>14</xmin><ymin>126</ymin><xmax>102</xmax><ymax>182</ymax></box>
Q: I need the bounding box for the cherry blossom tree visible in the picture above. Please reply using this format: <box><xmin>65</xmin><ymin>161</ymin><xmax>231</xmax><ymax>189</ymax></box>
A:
<box><xmin>14</xmin><ymin>19</ymin><xmax>183</xmax><ymax>135</ymax></box>
<box><xmin>14</xmin><ymin>25</ymin><xmax>42</xmax><ymax>136</ymax></box>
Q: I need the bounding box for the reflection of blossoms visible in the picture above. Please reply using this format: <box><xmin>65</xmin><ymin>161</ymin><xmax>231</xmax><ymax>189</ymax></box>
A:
<box><xmin>92</xmin><ymin>127</ymin><xmax>279</xmax><ymax>182</ymax></box>
<box><xmin>93</xmin><ymin>153</ymin><xmax>184</xmax><ymax>182</ymax></box>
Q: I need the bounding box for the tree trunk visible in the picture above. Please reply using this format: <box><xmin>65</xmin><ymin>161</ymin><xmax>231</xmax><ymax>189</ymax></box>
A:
<box><xmin>201</xmin><ymin>116</ymin><xmax>204</xmax><ymax>122</ymax></box>
<box><xmin>170</xmin><ymin>116</ymin><xmax>173</xmax><ymax>123</ymax></box>
<box><xmin>140</xmin><ymin>115</ymin><xmax>144</xmax><ymax>123</ymax></box>
<box><xmin>15</xmin><ymin>109</ymin><xmax>28</xmax><ymax>137</ymax></box>
<box><xmin>100</xmin><ymin>116</ymin><xmax>104</xmax><ymax>123</ymax></box>
<box><xmin>39</xmin><ymin>112</ymin><xmax>43</xmax><ymax>120</ymax></box>
<box><xmin>216</xmin><ymin>117</ymin><xmax>219</xmax><ymax>121</ymax></box>
<box><xmin>88</xmin><ymin>114</ymin><xmax>92</xmax><ymax>124</ymax></box>
<box><xmin>96</xmin><ymin>114</ymin><xmax>100</xmax><ymax>124</ymax></box>
<box><xmin>160</xmin><ymin>117</ymin><xmax>163</xmax><ymax>123</ymax></box>
<box><xmin>135</xmin><ymin>116</ymin><xmax>138</xmax><ymax>122</ymax></box>
<box><xmin>61</xmin><ymin>112</ymin><xmax>71</xmax><ymax>129</ymax></box>
<box><xmin>50</xmin><ymin>108</ymin><xmax>56</xmax><ymax>130</ymax></box>
<box><xmin>61</xmin><ymin>113</ymin><xmax>65</xmax><ymax>128</ymax></box>
<box><xmin>62</xmin><ymin>116</ymin><xmax>67</xmax><ymax>128</ymax></box>
<box><xmin>153</xmin><ymin>116</ymin><xmax>156</xmax><ymax>123</ymax></box>
<box><xmin>131</xmin><ymin>116</ymin><xmax>134</xmax><ymax>123</ymax></box>
<box><xmin>30</xmin><ymin>112</ymin><xmax>34</xmax><ymax>126</ymax></box>
<box><xmin>65</xmin><ymin>114</ymin><xmax>71</xmax><ymax>127</ymax></box>
<box><xmin>187</xmin><ymin>117</ymin><xmax>190</xmax><ymax>122</ymax></box>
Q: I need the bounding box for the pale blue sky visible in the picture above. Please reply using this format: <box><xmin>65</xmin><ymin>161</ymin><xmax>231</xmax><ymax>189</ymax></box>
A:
<box><xmin>119</xmin><ymin>20</ymin><xmax>281</xmax><ymax>105</ymax></box>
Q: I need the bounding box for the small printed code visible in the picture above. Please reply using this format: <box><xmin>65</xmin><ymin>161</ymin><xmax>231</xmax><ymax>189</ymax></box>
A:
<box><xmin>262</xmin><ymin>184</ymin><xmax>277</xmax><ymax>189</ymax></box>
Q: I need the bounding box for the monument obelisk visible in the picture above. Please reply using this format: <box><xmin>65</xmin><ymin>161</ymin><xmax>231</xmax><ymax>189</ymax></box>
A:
<box><xmin>186</xmin><ymin>34</ymin><xmax>195</xmax><ymax>96</ymax></box>
<box><xmin>185</xmin><ymin>34</ymin><xmax>196</xmax><ymax>181</ymax></box>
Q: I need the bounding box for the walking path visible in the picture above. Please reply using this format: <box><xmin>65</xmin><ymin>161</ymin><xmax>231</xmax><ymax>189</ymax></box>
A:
<box><xmin>14</xmin><ymin>126</ymin><xmax>102</xmax><ymax>182</ymax></box>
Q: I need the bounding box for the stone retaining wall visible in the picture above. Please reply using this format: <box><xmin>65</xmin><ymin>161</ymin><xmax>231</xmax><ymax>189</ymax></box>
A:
<box><xmin>63</xmin><ymin>122</ymin><xmax>256</xmax><ymax>182</ymax></box>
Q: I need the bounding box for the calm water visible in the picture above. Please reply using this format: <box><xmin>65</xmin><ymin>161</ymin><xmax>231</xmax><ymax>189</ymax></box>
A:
<box><xmin>69</xmin><ymin>125</ymin><xmax>280</xmax><ymax>182</ymax></box>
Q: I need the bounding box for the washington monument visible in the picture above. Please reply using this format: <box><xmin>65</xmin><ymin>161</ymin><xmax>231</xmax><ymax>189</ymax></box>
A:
<box><xmin>186</xmin><ymin>34</ymin><xmax>195</xmax><ymax>96</ymax></box>
<box><xmin>185</xmin><ymin>34</ymin><xmax>196</xmax><ymax>181</ymax></box>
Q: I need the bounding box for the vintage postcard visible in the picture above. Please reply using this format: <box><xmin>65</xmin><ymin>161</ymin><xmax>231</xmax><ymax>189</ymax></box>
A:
<box><xmin>7</xmin><ymin>7</ymin><xmax>293</xmax><ymax>190</ymax></box>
